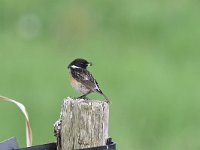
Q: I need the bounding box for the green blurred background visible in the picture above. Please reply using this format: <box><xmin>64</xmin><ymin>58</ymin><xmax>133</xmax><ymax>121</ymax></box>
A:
<box><xmin>1</xmin><ymin>0</ymin><xmax>200</xmax><ymax>150</ymax></box>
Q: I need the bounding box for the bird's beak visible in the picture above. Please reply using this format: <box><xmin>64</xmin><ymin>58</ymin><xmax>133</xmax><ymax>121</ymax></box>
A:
<box><xmin>88</xmin><ymin>62</ymin><xmax>92</xmax><ymax>66</ymax></box>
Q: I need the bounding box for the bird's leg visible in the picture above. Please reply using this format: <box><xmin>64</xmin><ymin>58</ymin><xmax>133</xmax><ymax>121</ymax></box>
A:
<box><xmin>78</xmin><ymin>94</ymin><xmax>87</xmax><ymax>99</ymax></box>
<box><xmin>78</xmin><ymin>91</ymin><xmax>91</xmax><ymax>99</ymax></box>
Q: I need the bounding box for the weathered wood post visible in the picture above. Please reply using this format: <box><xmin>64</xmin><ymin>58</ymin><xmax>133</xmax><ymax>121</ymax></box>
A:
<box><xmin>54</xmin><ymin>97</ymin><xmax>110</xmax><ymax>150</ymax></box>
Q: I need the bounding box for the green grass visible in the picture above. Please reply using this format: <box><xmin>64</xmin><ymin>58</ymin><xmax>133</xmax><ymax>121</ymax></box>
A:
<box><xmin>1</xmin><ymin>1</ymin><xmax>200</xmax><ymax>149</ymax></box>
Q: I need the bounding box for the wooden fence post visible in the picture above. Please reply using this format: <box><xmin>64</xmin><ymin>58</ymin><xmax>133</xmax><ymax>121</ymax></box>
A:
<box><xmin>54</xmin><ymin>97</ymin><xmax>109</xmax><ymax>150</ymax></box>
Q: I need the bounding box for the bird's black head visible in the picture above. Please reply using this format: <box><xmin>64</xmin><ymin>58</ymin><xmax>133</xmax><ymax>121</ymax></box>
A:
<box><xmin>68</xmin><ymin>58</ymin><xmax>92</xmax><ymax>69</ymax></box>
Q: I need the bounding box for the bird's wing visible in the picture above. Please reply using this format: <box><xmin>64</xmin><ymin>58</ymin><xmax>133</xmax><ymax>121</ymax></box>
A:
<box><xmin>71</xmin><ymin>68</ymin><xmax>100</xmax><ymax>91</ymax></box>
<box><xmin>71</xmin><ymin>67</ymin><xmax>109</xmax><ymax>102</ymax></box>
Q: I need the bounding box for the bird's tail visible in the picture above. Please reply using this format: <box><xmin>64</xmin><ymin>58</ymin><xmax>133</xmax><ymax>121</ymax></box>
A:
<box><xmin>96</xmin><ymin>89</ymin><xmax>110</xmax><ymax>103</ymax></box>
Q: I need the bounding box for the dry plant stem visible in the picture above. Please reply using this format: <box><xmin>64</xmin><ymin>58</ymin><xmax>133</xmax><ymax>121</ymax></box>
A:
<box><xmin>0</xmin><ymin>96</ymin><xmax>32</xmax><ymax>147</ymax></box>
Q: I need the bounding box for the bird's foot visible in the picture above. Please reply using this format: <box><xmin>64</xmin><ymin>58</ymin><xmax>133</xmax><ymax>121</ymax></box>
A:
<box><xmin>78</xmin><ymin>96</ymin><xmax>90</xmax><ymax>100</ymax></box>
<box><xmin>84</xmin><ymin>97</ymin><xmax>90</xmax><ymax>100</ymax></box>
<box><xmin>67</xmin><ymin>96</ymin><xmax>78</xmax><ymax>100</ymax></box>
<box><xmin>77</xmin><ymin>95</ymin><xmax>86</xmax><ymax>99</ymax></box>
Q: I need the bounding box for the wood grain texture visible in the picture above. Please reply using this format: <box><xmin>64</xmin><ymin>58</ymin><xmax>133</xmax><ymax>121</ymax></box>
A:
<box><xmin>59</xmin><ymin>97</ymin><xmax>109</xmax><ymax>150</ymax></box>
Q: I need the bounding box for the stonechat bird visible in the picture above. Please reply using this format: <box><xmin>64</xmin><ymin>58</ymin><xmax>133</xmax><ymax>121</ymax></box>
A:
<box><xmin>68</xmin><ymin>58</ymin><xmax>109</xmax><ymax>103</ymax></box>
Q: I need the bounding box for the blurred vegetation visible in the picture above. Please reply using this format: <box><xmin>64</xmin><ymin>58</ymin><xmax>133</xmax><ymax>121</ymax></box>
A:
<box><xmin>1</xmin><ymin>0</ymin><xmax>200</xmax><ymax>150</ymax></box>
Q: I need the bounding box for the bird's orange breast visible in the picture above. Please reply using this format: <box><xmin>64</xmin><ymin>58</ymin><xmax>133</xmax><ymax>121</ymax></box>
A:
<box><xmin>68</xmin><ymin>72</ymin><xmax>90</xmax><ymax>94</ymax></box>
<box><xmin>69</xmin><ymin>72</ymin><xmax>79</xmax><ymax>86</ymax></box>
